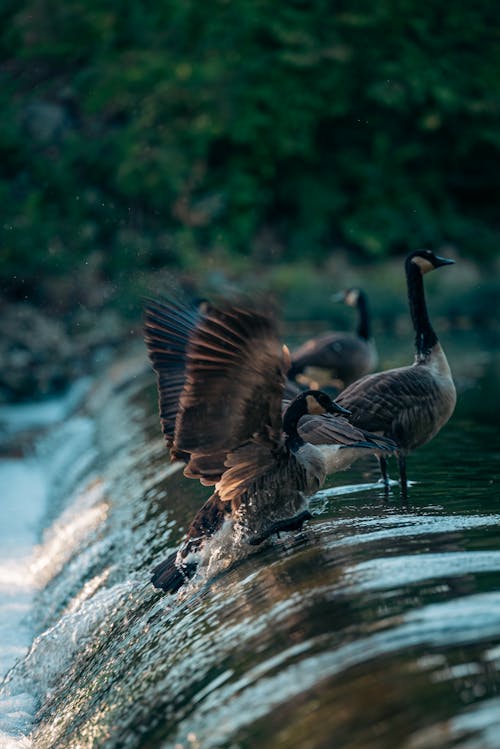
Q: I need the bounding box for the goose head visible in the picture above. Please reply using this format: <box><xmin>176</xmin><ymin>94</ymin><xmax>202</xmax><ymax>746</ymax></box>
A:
<box><xmin>407</xmin><ymin>249</ymin><xmax>455</xmax><ymax>276</ymax></box>
<box><xmin>331</xmin><ymin>288</ymin><xmax>361</xmax><ymax>307</ymax></box>
<box><xmin>283</xmin><ymin>389</ymin><xmax>351</xmax><ymax>448</ymax></box>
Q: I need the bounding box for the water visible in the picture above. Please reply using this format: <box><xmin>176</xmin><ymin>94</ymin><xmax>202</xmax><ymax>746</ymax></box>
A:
<box><xmin>0</xmin><ymin>380</ymin><xmax>94</xmax><ymax>747</ymax></box>
<box><xmin>0</xmin><ymin>334</ymin><xmax>499</xmax><ymax>749</ymax></box>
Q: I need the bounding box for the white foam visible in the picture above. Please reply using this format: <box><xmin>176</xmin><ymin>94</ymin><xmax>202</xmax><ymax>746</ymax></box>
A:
<box><xmin>0</xmin><ymin>459</ymin><xmax>46</xmax><ymax>745</ymax></box>
<box><xmin>0</xmin><ymin>382</ymin><xmax>95</xmax><ymax>746</ymax></box>
<box><xmin>31</xmin><ymin>479</ymin><xmax>108</xmax><ymax>588</ymax></box>
<box><xmin>0</xmin><ymin>379</ymin><xmax>91</xmax><ymax>437</ymax></box>
<box><xmin>0</xmin><ymin>459</ymin><xmax>47</xmax><ymax>678</ymax></box>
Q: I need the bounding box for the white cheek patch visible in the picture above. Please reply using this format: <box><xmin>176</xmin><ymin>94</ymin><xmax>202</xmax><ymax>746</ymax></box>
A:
<box><xmin>411</xmin><ymin>256</ymin><xmax>434</xmax><ymax>274</ymax></box>
<box><xmin>345</xmin><ymin>289</ymin><xmax>359</xmax><ymax>306</ymax></box>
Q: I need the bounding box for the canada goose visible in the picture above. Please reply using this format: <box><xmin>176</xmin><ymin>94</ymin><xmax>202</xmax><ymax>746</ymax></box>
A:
<box><xmin>144</xmin><ymin>297</ymin><xmax>397</xmax><ymax>592</ymax></box>
<box><xmin>335</xmin><ymin>249</ymin><xmax>456</xmax><ymax>496</ymax></box>
<box><xmin>289</xmin><ymin>288</ymin><xmax>378</xmax><ymax>389</ymax></box>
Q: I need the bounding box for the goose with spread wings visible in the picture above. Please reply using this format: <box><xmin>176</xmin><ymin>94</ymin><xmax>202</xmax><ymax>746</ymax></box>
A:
<box><xmin>144</xmin><ymin>296</ymin><xmax>397</xmax><ymax>593</ymax></box>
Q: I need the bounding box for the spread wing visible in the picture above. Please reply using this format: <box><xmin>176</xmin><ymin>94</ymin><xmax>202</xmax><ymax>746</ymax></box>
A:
<box><xmin>144</xmin><ymin>297</ymin><xmax>202</xmax><ymax>462</ymax></box>
<box><xmin>175</xmin><ymin>301</ymin><xmax>288</xmax><ymax>487</ymax></box>
<box><xmin>216</xmin><ymin>437</ymin><xmax>288</xmax><ymax>503</ymax></box>
<box><xmin>144</xmin><ymin>296</ymin><xmax>288</xmax><ymax>489</ymax></box>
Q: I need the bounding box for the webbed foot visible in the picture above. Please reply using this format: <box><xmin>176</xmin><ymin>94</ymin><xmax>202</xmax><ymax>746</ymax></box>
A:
<box><xmin>246</xmin><ymin>510</ymin><xmax>313</xmax><ymax>546</ymax></box>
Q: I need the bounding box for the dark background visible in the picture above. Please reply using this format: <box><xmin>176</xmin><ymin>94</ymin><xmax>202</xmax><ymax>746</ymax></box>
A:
<box><xmin>1</xmin><ymin>0</ymin><xmax>499</xmax><ymax>401</ymax></box>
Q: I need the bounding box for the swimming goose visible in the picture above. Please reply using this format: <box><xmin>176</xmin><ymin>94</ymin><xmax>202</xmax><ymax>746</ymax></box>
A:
<box><xmin>144</xmin><ymin>297</ymin><xmax>397</xmax><ymax>592</ymax></box>
<box><xmin>335</xmin><ymin>250</ymin><xmax>456</xmax><ymax>496</ymax></box>
<box><xmin>289</xmin><ymin>288</ymin><xmax>378</xmax><ymax>389</ymax></box>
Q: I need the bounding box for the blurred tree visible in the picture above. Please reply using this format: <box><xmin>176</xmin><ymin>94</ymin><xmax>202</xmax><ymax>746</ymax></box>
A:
<box><xmin>1</xmin><ymin>0</ymin><xmax>499</xmax><ymax>300</ymax></box>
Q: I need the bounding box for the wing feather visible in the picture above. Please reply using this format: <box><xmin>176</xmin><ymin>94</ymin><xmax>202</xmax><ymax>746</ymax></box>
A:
<box><xmin>336</xmin><ymin>365</ymin><xmax>442</xmax><ymax>448</ymax></box>
<box><xmin>145</xmin><ymin>295</ymin><xmax>288</xmax><ymax>491</ymax></box>
<box><xmin>216</xmin><ymin>439</ymin><xmax>282</xmax><ymax>503</ymax></box>
<box><xmin>144</xmin><ymin>297</ymin><xmax>201</xmax><ymax>459</ymax></box>
<box><xmin>176</xmin><ymin>302</ymin><xmax>286</xmax><ymax>458</ymax></box>
<box><xmin>298</xmin><ymin>413</ymin><xmax>397</xmax><ymax>453</ymax></box>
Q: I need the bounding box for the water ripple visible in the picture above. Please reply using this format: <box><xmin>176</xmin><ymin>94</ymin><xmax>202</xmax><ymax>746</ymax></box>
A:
<box><xmin>344</xmin><ymin>550</ymin><xmax>500</xmax><ymax>591</ymax></box>
<box><xmin>318</xmin><ymin>512</ymin><xmax>500</xmax><ymax>549</ymax></box>
<box><xmin>170</xmin><ymin>593</ymin><xmax>500</xmax><ymax>748</ymax></box>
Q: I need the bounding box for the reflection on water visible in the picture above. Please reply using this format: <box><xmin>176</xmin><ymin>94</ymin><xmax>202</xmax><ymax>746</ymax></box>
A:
<box><xmin>0</xmin><ymin>334</ymin><xmax>499</xmax><ymax>749</ymax></box>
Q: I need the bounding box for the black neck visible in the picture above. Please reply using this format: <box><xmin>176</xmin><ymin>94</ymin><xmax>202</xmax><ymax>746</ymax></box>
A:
<box><xmin>405</xmin><ymin>260</ymin><xmax>438</xmax><ymax>358</ymax></box>
<box><xmin>283</xmin><ymin>398</ymin><xmax>307</xmax><ymax>451</ymax></box>
<box><xmin>356</xmin><ymin>291</ymin><xmax>371</xmax><ymax>340</ymax></box>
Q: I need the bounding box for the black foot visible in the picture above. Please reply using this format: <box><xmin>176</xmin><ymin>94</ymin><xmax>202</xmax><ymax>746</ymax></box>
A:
<box><xmin>246</xmin><ymin>510</ymin><xmax>313</xmax><ymax>546</ymax></box>
<box><xmin>398</xmin><ymin>454</ymin><xmax>408</xmax><ymax>501</ymax></box>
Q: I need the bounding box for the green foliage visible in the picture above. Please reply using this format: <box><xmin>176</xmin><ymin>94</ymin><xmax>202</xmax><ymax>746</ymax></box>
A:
<box><xmin>1</xmin><ymin>0</ymin><xmax>499</xmax><ymax>298</ymax></box>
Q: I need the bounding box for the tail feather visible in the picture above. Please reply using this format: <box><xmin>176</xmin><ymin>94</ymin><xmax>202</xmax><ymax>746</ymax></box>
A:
<box><xmin>151</xmin><ymin>550</ymin><xmax>196</xmax><ymax>593</ymax></box>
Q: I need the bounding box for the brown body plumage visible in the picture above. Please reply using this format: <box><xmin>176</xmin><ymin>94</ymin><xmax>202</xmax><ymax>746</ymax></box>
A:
<box><xmin>336</xmin><ymin>250</ymin><xmax>457</xmax><ymax>495</ymax></box>
<box><xmin>289</xmin><ymin>288</ymin><xmax>378</xmax><ymax>389</ymax></box>
<box><xmin>144</xmin><ymin>296</ymin><xmax>397</xmax><ymax>592</ymax></box>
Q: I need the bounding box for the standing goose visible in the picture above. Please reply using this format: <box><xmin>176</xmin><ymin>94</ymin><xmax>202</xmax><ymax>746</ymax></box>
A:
<box><xmin>289</xmin><ymin>288</ymin><xmax>378</xmax><ymax>389</ymax></box>
<box><xmin>144</xmin><ymin>297</ymin><xmax>397</xmax><ymax>592</ymax></box>
<box><xmin>335</xmin><ymin>249</ymin><xmax>456</xmax><ymax>496</ymax></box>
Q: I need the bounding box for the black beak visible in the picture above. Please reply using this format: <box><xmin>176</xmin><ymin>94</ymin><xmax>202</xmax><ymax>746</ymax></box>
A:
<box><xmin>330</xmin><ymin>291</ymin><xmax>345</xmax><ymax>303</ymax></box>
<box><xmin>434</xmin><ymin>255</ymin><xmax>455</xmax><ymax>268</ymax></box>
<box><xmin>331</xmin><ymin>401</ymin><xmax>351</xmax><ymax>416</ymax></box>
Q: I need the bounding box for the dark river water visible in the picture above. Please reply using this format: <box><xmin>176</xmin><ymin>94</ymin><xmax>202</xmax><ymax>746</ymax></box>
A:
<box><xmin>0</xmin><ymin>330</ymin><xmax>499</xmax><ymax>749</ymax></box>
